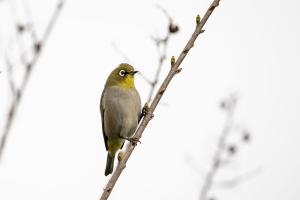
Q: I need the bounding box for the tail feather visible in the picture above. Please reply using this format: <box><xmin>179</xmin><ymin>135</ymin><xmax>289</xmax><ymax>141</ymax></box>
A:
<box><xmin>105</xmin><ymin>153</ymin><xmax>115</xmax><ymax>176</ymax></box>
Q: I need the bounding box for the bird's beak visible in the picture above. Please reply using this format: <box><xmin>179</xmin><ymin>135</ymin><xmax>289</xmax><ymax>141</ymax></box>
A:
<box><xmin>130</xmin><ymin>70</ymin><xmax>139</xmax><ymax>75</ymax></box>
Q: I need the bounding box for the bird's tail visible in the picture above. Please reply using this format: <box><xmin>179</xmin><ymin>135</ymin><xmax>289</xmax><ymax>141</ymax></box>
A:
<box><xmin>105</xmin><ymin>153</ymin><xmax>115</xmax><ymax>176</ymax></box>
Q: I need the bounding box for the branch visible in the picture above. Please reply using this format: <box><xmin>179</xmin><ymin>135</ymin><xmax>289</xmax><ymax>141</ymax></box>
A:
<box><xmin>147</xmin><ymin>6</ymin><xmax>178</xmax><ymax>102</ymax></box>
<box><xmin>147</xmin><ymin>34</ymin><xmax>169</xmax><ymax>102</ymax></box>
<box><xmin>21</xmin><ymin>0</ymin><xmax>38</xmax><ymax>44</ymax></box>
<box><xmin>0</xmin><ymin>0</ymin><xmax>65</xmax><ymax>161</ymax></box>
<box><xmin>99</xmin><ymin>0</ymin><xmax>221</xmax><ymax>199</ymax></box>
<box><xmin>5</xmin><ymin>54</ymin><xmax>16</xmax><ymax>96</ymax></box>
<box><xmin>199</xmin><ymin>95</ymin><xmax>237</xmax><ymax>200</ymax></box>
<box><xmin>215</xmin><ymin>167</ymin><xmax>262</xmax><ymax>189</ymax></box>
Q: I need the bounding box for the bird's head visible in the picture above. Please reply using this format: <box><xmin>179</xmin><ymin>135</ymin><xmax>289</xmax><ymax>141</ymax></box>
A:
<box><xmin>105</xmin><ymin>63</ymin><xmax>138</xmax><ymax>89</ymax></box>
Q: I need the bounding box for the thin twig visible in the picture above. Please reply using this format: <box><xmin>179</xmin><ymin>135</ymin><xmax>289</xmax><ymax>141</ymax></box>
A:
<box><xmin>147</xmin><ymin>5</ymin><xmax>178</xmax><ymax>102</ymax></box>
<box><xmin>5</xmin><ymin>53</ymin><xmax>16</xmax><ymax>96</ymax></box>
<box><xmin>215</xmin><ymin>167</ymin><xmax>262</xmax><ymax>189</ymax></box>
<box><xmin>99</xmin><ymin>0</ymin><xmax>221</xmax><ymax>199</ymax></box>
<box><xmin>156</xmin><ymin>5</ymin><xmax>172</xmax><ymax>22</ymax></box>
<box><xmin>147</xmin><ymin>35</ymin><xmax>169</xmax><ymax>102</ymax></box>
<box><xmin>22</xmin><ymin>0</ymin><xmax>38</xmax><ymax>44</ymax></box>
<box><xmin>0</xmin><ymin>0</ymin><xmax>65</xmax><ymax>161</ymax></box>
<box><xmin>9</xmin><ymin>1</ymin><xmax>29</xmax><ymax>65</ymax></box>
<box><xmin>199</xmin><ymin>99</ymin><xmax>236</xmax><ymax>200</ymax></box>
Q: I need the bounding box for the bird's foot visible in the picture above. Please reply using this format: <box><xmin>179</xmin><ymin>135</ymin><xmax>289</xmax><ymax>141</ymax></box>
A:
<box><xmin>140</xmin><ymin>102</ymin><xmax>154</xmax><ymax>120</ymax></box>
<box><xmin>121</xmin><ymin>136</ymin><xmax>141</xmax><ymax>145</ymax></box>
<box><xmin>118</xmin><ymin>151</ymin><xmax>125</xmax><ymax>162</ymax></box>
<box><xmin>142</xmin><ymin>103</ymin><xmax>149</xmax><ymax>116</ymax></box>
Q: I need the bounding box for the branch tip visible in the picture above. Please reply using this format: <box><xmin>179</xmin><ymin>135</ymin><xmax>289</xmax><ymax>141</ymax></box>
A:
<box><xmin>196</xmin><ymin>14</ymin><xmax>201</xmax><ymax>26</ymax></box>
<box><xmin>169</xmin><ymin>23</ymin><xmax>179</xmax><ymax>34</ymax></box>
<box><xmin>171</xmin><ymin>56</ymin><xmax>176</xmax><ymax>67</ymax></box>
<box><xmin>17</xmin><ymin>24</ymin><xmax>25</xmax><ymax>33</ymax></box>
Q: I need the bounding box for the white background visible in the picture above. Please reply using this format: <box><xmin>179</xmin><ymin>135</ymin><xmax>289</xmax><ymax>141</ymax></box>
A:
<box><xmin>0</xmin><ymin>0</ymin><xmax>300</xmax><ymax>199</ymax></box>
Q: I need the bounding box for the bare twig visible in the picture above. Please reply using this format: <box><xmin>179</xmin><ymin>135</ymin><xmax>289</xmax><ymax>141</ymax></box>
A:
<box><xmin>21</xmin><ymin>0</ymin><xmax>38</xmax><ymax>44</ymax></box>
<box><xmin>199</xmin><ymin>95</ymin><xmax>237</xmax><ymax>200</ymax></box>
<box><xmin>147</xmin><ymin>35</ymin><xmax>169</xmax><ymax>102</ymax></box>
<box><xmin>215</xmin><ymin>167</ymin><xmax>262</xmax><ymax>189</ymax></box>
<box><xmin>183</xmin><ymin>94</ymin><xmax>255</xmax><ymax>199</ymax></box>
<box><xmin>9</xmin><ymin>1</ymin><xmax>29</xmax><ymax>66</ymax></box>
<box><xmin>0</xmin><ymin>0</ymin><xmax>65</xmax><ymax>161</ymax></box>
<box><xmin>5</xmin><ymin>53</ymin><xmax>16</xmax><ymax>96</ymax></box>
<box><xmin>185</xmin><ymin>93</ymin><xmax>255</xmax><ymax>199</ymax></box>
<box><xmin>99</xmin><ymin>1</ymin><xmax>221</xmax><ymax>199</ymax></box>
<box><xmin>147</xmin><ymin>6</ymin><xmax>178</xmax><ymax>102</ymax></box>
<box><xmin>156</xmin><ymin>5</ymin><xmax>172</xmax><ymax>22</ymax></box>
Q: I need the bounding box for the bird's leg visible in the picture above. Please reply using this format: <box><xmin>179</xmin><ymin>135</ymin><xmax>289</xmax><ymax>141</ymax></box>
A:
<box><xmin>139</xmin><ymin>102</ymin><xmax>154</xmax><ymax>122</ymax></box>
<box><xmin>120</xmin><ymin>136</ymin><xmax>141</xmax><ymax>145</ymax></box>
<box><xmin>142</xmin><ymin>103</ymin><xmax>149</xmax><ymax>116</ymax></box>
<box><xmin>118</xmin><ymin>151</ymin><xmax>125</xmax><ymax>162</ymax></box>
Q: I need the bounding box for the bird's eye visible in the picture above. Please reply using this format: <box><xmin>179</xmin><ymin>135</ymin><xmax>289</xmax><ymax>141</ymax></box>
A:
<box><xmin>119</xmin><ymin>69</ymin><xmax>126</xmax><ymax>77</ymax></box>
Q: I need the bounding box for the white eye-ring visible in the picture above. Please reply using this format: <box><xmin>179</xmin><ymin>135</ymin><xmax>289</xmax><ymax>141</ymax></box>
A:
<box><xmin>119</xmin><ymin>69</ymin><xmax>126</xmax><ymax>77</ymax></box>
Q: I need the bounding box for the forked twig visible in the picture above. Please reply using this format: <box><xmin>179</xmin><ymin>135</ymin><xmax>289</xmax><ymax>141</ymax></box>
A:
<box><xmin>0</xmin><ymin>0</ymin><xmax>65</xmax><ymax>160</ymax></box>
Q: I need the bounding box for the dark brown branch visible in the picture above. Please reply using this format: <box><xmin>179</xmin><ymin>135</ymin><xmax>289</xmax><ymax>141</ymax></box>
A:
<box><xmin>99</xmin><ymin>0</ymin><xmax>221</xmax><ymax>199</ymax></box>
<box><xmin>0</xmin><ymin>0</ymin><xmax>65</xmax><ymax>161</ymax></box>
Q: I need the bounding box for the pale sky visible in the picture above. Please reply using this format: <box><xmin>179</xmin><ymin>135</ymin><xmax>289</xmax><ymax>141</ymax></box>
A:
<box><xmin>0</xmin><ymin>0</ymin><xmax>300</xmax><ymax>200</ymax></box>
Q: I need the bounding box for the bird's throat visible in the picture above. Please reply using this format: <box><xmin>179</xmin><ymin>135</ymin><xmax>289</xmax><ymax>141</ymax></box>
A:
<box><xmin>118</xmin><ymin>76</ymin><xmax>135</xmax><ymax>89</ymax></box>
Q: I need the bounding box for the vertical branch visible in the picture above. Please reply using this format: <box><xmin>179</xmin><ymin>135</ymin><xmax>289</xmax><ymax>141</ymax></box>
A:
<box><xmin>5</xmin><ymin>54</ymin><xmax>16</xmax><ymax>96</ymax></box>
<box><xmin>0</xmin><ymin>0</ymin><xmax>65</xmax><ymax>161</ymax></box>
<box><xmin>147</xmin><ymin>6</ymin><xmax>179</xmax><ymax>102</ymax></box>
<box><xmin>99</xmin><ymin>0</ymin><xmax>221</xmax><ymax>199</ymax></box>
<box><xmin>147</xmin><ymin>36</ymin><xmax>169</xmax><ymax>102</ymax></box>
<box><xmin>199</xmin><ymin>95</ymin><xmax>237</xmax><ymax>200</ymax></box>
<box><xmin>198</xmin><ymin>94</ymin><xmax>254</xmax><ymax>200</ymax></box>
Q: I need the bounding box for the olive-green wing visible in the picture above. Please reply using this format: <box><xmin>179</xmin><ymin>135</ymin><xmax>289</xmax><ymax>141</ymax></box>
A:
<box><xmin>100</xmin><ymin>92</ymin><xmax>108</xmax><ymax>150</ymax></box>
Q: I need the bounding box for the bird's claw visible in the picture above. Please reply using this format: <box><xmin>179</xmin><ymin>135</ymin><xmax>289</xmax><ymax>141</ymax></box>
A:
<box><xmin>142</xmin><ymin>103</ymin><xmax>149</xmax><ymax>117</ymax></box>
<box><xmin>129</xmin><ymin>137</ymin><xmax>141</xmax><ymax>145</ymax></box>
<box><xmin>121</xmin><ymin>136</ymin><xmax>141</xmax><ymax>145</ymax></box>
<box><xmin>118</xmin><ymin>151</ymin><xmax>125</xmax><ymax>162</ymax></box>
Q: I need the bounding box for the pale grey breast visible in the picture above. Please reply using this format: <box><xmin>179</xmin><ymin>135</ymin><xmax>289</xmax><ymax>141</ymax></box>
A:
<box><xmin>102</xmin><ymin>86</ymin><xmax>141</xmax><ymax>139</ymax></box>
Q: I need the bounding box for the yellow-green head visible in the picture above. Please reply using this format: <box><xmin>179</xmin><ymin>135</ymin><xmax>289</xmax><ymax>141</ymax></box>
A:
<box><xmin>105</xmin><ymin>63</ymin><xmax>138</xmax><ymax>89</ymax></box>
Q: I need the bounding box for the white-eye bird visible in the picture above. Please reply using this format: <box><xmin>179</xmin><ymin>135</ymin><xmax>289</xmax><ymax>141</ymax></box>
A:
<box><xmin>100</xmin><ymin>63</ymin><xmax>141</xmax><ymax>176</ymax></box>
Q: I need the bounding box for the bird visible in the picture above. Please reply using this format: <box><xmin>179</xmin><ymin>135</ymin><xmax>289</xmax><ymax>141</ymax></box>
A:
<box><xmin>100</xmin><ymin>63</ymin><xmax>142</xmax><ymax>176</ymax></box>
